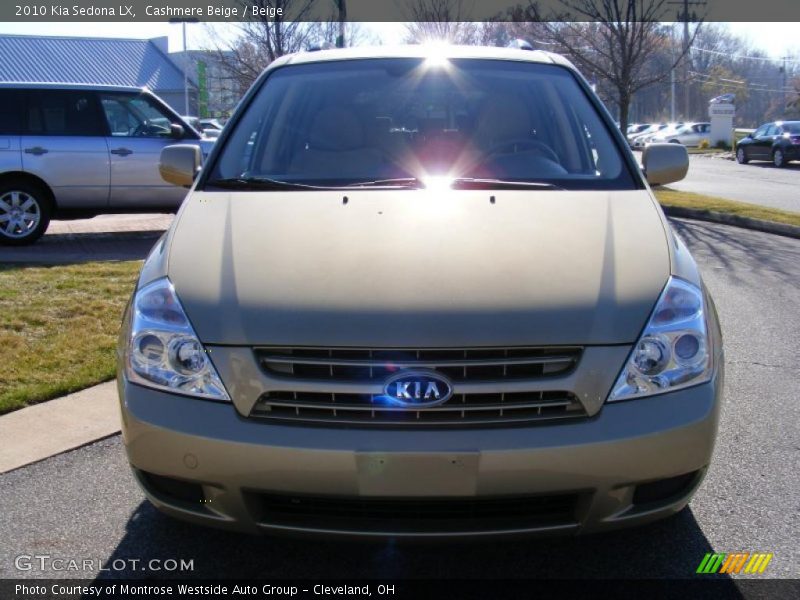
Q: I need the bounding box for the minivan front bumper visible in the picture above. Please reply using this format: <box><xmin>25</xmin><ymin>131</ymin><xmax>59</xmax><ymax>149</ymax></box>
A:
<box><xmin>117</xmin><ymin>370</ymin><xmax>721</xmax><ymax>538</ymax></box>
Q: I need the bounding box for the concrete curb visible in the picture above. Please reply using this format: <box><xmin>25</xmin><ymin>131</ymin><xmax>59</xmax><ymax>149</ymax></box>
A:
<box><xmin>0</xmin><ymin>381</ymin><xmax>121</xmax><ymax>474</ymax></box>
<box><xmin>663</xmin><ymin>206</ymin><xmax>800</xmax><ymax>240</ymax></box>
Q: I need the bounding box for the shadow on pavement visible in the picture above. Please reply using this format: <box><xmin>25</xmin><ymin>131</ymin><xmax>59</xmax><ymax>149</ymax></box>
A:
<box><xmin>738</xmin><ymin>161</ymin><xmax>800</xmax><ymax>171</ymax></box>
<box><xmin>0</xmin><ymin>231</ymin><xmax>162</xmax><ymax>264</ymax></box>
<box><xmin>96</xmin><ymin>499</ymin><xmax>738</xmax><ymax>584</ymax></box>
<box><xmin>670</xmin><ymin>218</ymin><xmax>800</xmax><ymax>287</ymax></box>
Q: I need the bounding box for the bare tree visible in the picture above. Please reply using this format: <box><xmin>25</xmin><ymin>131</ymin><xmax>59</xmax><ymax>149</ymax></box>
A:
<box><xmin>204</xmin><ymin>0</ymin><xmax>323</xmax><ymax>91</ymax></box>
<box><xmin>316</xmin><ymin>21</ymin><xmax>378</xmax><ymax>48</ymax></box>
<box><xmin>402</xmin><ymin>0</ymin><xmax>482</xmax><ymax>44</ymax></box>
<box><xmin>522</xmin><ymin>0</ymin><xmax>702</xmax><ymax>132</ymax></box>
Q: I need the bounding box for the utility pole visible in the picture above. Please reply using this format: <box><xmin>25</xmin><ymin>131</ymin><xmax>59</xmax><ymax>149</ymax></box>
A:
<box><xmin>169</xmin><ymin>17</ymin><xmax>198</xmax><ymax>115</ymax></box>
<box><xmin>670</xmin><ymin>40</ymin><xmax>676</xmax><ymax>122</ymax></box>
<box><xmin>782</xmin><ymin>55</ymin><xmax>788</xmax><ymax>113</ymax></box>
<box><xmin>335</xmin><ymin>0</ymin><xmax>346</xmax><ymax>48</ymax></box>
<box><xmin>182</xmin><ymin>22</ymin><xmax>188</xmax><ymax>115</ymax></box>
<box><xmin>668</xmin><ymin>0</ymin><xmax>706</xmax><ymax>119</ymax></box>
<box><xmin>671</xmin><ymin>64</ymin><xmax>676</xmax><ymax>122</ymax></box>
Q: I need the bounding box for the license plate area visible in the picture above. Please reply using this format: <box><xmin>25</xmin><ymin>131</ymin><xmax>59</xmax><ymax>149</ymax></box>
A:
<box><xmin>356</xmin><ymin>452</ymin><xmax>479</xmax><ymax>496</ymax></box>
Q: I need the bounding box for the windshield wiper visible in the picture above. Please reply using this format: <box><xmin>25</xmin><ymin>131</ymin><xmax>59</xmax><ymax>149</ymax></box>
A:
<box><xmin>343</xmin><ymin>177</ymin><xmax>425</xmax><ymax>189</ymax></box>
<box><xmin>204</xmin><ymin>177</ymin><xmax>332</xmax><ymax>191</ymax></box>
<box><xmin>344</xmin><ymin>177</ymin><xmax>563</xmax><ymax>191</ymax></box>
<box><xmin>448</xmin><ymin>178</ymin><xmax>565</xmax><ymax>191</ymax></box>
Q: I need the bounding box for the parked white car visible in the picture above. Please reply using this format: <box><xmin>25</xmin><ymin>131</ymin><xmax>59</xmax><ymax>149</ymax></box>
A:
<box><xmin>652</xmin><ymin>122</ymin><xmax>711</xmax><ymax>147</ymax></box>
<box><xmin>633</xmin><ymin>123</ymin><xmax>686</xmax><ymax>149</ymax></box>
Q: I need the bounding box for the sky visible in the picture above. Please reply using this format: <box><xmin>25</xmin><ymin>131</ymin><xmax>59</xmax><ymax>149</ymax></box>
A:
<box><xmin>0</xmin><ymin>22</ymin><xmax>796</xmax><ymax>58</ymax></box>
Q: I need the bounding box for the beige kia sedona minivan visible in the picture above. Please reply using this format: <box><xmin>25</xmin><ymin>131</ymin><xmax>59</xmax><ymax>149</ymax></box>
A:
<box><xmin>117</xmin><ymin>45</ymin><xmax>723</xmax><ymax>537</ymax></box>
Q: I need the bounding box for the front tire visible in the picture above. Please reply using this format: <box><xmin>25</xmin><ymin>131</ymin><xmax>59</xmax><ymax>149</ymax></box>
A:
<box><xmin>736</xmin><ymin>147</ymin><xmax>749</xmax><ymax>164</ymax></box>
<box><xmin>773</xmin><ymin>149</ymin><xmax>786</xmax><ymax>168</ymax></box>
<box><xmin>0</xmin><ymin>181</ymin><xmax>52</xmax><ymax>246</ymax></box>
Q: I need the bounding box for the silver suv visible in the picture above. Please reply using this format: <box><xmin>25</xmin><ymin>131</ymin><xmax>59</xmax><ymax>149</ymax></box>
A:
<box><xmin>117</xmin><ymin>46</ymin><xmax>723</xmax><ymax>537</ymax></box>
<box><xmin>0</xmin><ymin>83</ymin><xmax>208</xmax><ymax>245</ymax></box>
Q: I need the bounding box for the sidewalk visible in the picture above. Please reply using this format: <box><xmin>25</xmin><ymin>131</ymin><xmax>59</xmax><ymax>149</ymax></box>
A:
<box><xmin>0</xmin><ymin>381</ymin><xmax>121</xmax><ymax>474</ymax></box>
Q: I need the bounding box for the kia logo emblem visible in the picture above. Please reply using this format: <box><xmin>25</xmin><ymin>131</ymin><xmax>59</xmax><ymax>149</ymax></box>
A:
<box><xmin>383</xmin><ymin>370</ymin><xmax>453</xmax><ymax>407</ymax></box>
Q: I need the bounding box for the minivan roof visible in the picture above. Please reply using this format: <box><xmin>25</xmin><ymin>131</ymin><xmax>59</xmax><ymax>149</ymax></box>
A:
<box><xmin>272</xmin><ymin>44</ymin><xmax>575</xmax><ymax>70</ymax></box>
<box><xmin>0</xmin><ymin>82</ymin><xmax>146</xmax><ymax>93</ymax></box>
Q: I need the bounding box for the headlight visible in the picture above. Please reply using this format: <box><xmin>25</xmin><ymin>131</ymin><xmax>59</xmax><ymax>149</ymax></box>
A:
<box><xmin>125</xmin><ymin>278</ymin><xmax>230</xmax><ymax>401</ymax></box>
<box><xmin>608</xmin><ymin>277</ymin><xmax>713</xmax><ymax>402</ymax></box>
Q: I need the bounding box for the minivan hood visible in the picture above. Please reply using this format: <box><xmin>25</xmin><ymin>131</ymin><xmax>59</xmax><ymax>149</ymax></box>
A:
<box><xmin>167</xmin><ymin>190</ymin><xmax>669</xmax><ymax>347</ymax></box>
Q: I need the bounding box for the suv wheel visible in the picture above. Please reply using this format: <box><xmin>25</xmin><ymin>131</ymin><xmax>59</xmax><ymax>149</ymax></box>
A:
<box><xmin>773</xmin><ymin>149</ymin><xmax>786</xmax><ymax>168</ymax></box>
<box><xmin>736</xmin><ymin>147</ymin><xmax>748</xmax><ymax>164</ymax></box>
<box><xmin>0</xmin><ymin>182</ymin><xmax>52</xmax><ymax>246</ymax></box>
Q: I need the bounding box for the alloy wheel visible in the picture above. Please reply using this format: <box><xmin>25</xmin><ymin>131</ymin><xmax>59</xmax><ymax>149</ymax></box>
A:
<box><xmin>0</xmin><ymin>190</ymin><xmax>42</xmax><ymax>240</ymax></box>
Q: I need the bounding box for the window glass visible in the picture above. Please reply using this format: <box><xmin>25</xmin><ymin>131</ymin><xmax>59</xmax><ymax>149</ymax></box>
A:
<box><xmin>210</xmin><ymin>59</ymin><xmax>635</xmax><ymax>190</ymax></box>
<box><xmin>765</xmin><ymin>124</ymin><xmax>779</xmax><ymax>136</ymax></box>
<box><xmin>0</xmin><ymin>90</ymin><xmax>24</xmax><ymax>135</ymax></box>
<box><xmin>99</xmin><ymin>93</ymin><xmax>176</xmax><ymax>138</ymax></box>
<box><xmin>25</xmin><ymin>90</ymin><xmax>104</xmax><ymax>136</ymax></box>
<box><xmin>753</xmin><ymin>125</ymin><xmax>768</xmax><ymax>138</ymax></box>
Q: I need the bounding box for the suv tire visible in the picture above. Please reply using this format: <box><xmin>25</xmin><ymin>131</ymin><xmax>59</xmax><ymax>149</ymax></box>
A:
<box><xmin>0</xmin><ymin>181</ymin><xmax>52</xmax><ymax>246</ymax></box>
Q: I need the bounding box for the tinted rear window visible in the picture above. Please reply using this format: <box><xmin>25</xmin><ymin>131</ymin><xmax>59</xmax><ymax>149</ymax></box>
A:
<box><xmin>0</xmin><ymin>89</ymin><xmax>24</xmax><ymax>135</ymax></box>
<box><xmin>209</xmin><ymin>58</ymin><xmax>636</xmax><ymax>191</ymax></box>
<box><xmin>25</xmin><ymin>90</ymin><xmax>105</xmax><ymax>136</ymax></box>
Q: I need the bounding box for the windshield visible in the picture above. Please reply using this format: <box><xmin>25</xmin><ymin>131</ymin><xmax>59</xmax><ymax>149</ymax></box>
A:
<box><xmin>207</xmin><ymin>58</ymin><xmax>635</xmax><ymax>190</ymax></box>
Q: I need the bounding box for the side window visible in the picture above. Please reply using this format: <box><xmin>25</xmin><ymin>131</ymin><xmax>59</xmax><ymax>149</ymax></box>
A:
<box><xmin>25</xmin><ymin>90</ymin><xmax>105</xmax><ymax>136</ymax></box>
<box><xmin>765</xmin><ymin>124</ymin><xmax>778</xmax><ymax>136</ymax></box>
<box><xmin>99</xmin><ymin>93</ymin><xmax>177</xmax><ymax>138</ymax></box>
<box><xmin>0</xmin><ymin>90</ymin><xmax>24</xmax><ymax>135</ymax></box>
<box><xmin>753</xmin><ymin>125</ymin><xmax>768</xmax><ymax>138</ymax></box>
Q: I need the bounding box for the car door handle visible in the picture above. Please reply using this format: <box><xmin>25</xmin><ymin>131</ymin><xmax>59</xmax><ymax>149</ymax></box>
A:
<box><xmin>23</xmin><ymin>147</ymin><xmax>48</xmax><ymax>155</ymax></box>
<box><xmin>110</xmin><ymin>148</ymin><xmax>133</xmax><ymax>156</ymax></box>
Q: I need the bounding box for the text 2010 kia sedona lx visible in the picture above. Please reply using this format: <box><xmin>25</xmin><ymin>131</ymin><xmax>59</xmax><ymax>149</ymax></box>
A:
<box><xmin>117</xmin><ymin>45</ymin><xmax>723</xmax><ymax>537</ymax></box>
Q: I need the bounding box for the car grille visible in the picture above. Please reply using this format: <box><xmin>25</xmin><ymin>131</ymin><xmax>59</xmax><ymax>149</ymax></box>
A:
<box><xmin>249</xmin><ymin>346</ymin><xmax>586</xmax><ymax>427</ymax></box>
<box><xmin>251</xmin><ymin>390</ymin><xmax>585</xmax><ymax>426</ymax></box>
<box><xmin>255</xmin><ymin>346</ymin><xmax>582</xmax><ymax>381</ymax></box>
<box><xmin>252</xmin><ymin>492</ymin><xmax>580</xmax><ymax>533</ymax></box>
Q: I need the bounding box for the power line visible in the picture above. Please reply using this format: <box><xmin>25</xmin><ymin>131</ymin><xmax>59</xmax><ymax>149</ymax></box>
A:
<box><xmin>690</xmin><ymin>45</ymin><xmax>800</xmax><ymax>65</ymax></box>
<box><xmin>689</xmin><ymin>71</ymin><xmax>796</xmax><ymax>94</ymax></box>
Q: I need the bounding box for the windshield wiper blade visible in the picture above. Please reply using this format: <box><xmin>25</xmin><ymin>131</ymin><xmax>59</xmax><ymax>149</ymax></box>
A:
<box><xmin>343</xmin><ymin>177</ymin><xmax>425</xmax><ymax>189</ymax></box>
<box><xmin>449</xmin><ymin>178</ymin><xmax>565</xmax><ymax>190</ymax></box>
<box><xmin>205</xmin><ymin>177</ymin><xmax>330</xmax><ymax>191</ymax></box>
<box><xmin>345</xmin><ymin>177</ymin><xmax>563</xmax><ymax>190</ymax></box>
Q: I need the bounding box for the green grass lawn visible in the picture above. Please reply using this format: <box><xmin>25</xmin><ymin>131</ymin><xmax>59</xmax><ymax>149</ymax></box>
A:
<box><xmin>0</xmin><ymin>261</ymin><xmax>141</xmax><ymax>415</ymax></box>
<box><xmin>653</xmin><ymin>188</ymin><xmax>800</xmax><ymax>228</ymax></box>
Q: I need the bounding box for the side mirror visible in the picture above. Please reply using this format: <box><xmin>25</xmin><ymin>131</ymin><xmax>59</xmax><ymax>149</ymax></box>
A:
<box><xmin>746</xmin><ymin>133</ymin><xmax>753</xmax><ymax>139</ymax></box>
<box><xmin>642</xmin><ymin>142</ymin><xmax>689</xmax><ymax>186</ymax></box>
<box><xmin>159</xmin><ymin>144</ymin><xmax>202</xmax><ymax>187</ymax></box>
<box><xmin>170</xmin><ymin>123</ymin><xmax>185</xmax><ymax>139</ymax></box>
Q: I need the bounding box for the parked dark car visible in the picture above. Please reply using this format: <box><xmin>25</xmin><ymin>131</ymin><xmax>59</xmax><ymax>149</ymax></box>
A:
<box><xmin>736</xmin><ymin>121</ymin><xmax>800</xmax><ymax>167</ymax></box>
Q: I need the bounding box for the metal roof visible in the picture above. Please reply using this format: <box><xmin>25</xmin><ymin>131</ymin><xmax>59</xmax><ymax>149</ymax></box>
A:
<box><xmin>0</xmin><ymin>35</ymin><xmax>194</xmax><ymax>92</ymax></box>
<box><xmin>0</xmin><ymin>82</ymin><xmax>144</xmax><ymax>93</ymax></box>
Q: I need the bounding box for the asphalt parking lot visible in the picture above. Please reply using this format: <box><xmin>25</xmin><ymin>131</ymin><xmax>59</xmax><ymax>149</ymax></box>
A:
<box><xmin>660</xmin><ymin>153</ymin><xmax>800</xmax><ymax>213</ymax></box>
<box><xmin>1</xmin><ymin>218</ymin><xmax>797</xmax><ymax>582</ymax></box>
